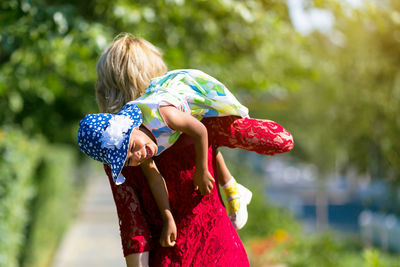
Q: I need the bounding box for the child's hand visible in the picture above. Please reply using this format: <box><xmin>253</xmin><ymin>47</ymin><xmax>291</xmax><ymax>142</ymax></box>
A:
<box><xmin>160</xmin><ymin>217</ymin><xmax>177</xmax><ymax>247</ymax></box>
<box><xmin>193</xmin><ymin>168</ymin><xmax>215</xmax><ymax>195</ymax></box>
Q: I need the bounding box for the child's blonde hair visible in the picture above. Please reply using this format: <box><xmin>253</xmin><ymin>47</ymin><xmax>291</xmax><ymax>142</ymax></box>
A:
<box><xmin>95</xmin><ymin>33</ymin><xmax>167</xmax><ymax>113</ymax></box>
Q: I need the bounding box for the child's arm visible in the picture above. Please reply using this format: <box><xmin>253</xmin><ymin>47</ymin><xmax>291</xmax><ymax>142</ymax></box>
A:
<box><xmin>140</xmin><ymin>159</ymin><xmax>177</xmax><ymax>247</ymax></box>
<box><xmin>159</xmin><ymin>105</ymin><xmax>215</xmax><ymax>195</ymax></box>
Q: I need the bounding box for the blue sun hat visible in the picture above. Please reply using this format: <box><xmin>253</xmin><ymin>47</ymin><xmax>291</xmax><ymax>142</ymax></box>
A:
<box><xmin>77</xmin><ymin>102</ymin><xmax>142</xmax><ymax>185</ymax></box>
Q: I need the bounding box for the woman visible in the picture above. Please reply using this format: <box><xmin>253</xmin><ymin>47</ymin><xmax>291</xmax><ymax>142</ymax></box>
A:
<box><xmin>96</xmin><ymin>34</ymin><xmax>294</xmax><ymax>266</ymax></box>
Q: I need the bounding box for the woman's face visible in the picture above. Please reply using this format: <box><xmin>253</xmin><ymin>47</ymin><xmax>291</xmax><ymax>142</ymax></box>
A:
<box><xmin>125</xmin><ymin>127</ymin><xmax>158</xmax><ymax>166</ymax></box>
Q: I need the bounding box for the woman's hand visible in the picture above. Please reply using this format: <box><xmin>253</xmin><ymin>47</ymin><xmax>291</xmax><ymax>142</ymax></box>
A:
<box><xmin>160</xmin><ymin>215</ymin><xmax>177</xmax><ymax>247</ymax></box>
<box><xmin>193</xmin><ymin>167</ymin><xmax>215</xmax><ymax>195</ymax></box>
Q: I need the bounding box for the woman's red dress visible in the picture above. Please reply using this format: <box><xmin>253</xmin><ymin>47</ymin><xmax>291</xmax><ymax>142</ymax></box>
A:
<box><xmin>105</xmin><ymin>117</ymin><xmax>294</xmax><ymax>266</ymax></box>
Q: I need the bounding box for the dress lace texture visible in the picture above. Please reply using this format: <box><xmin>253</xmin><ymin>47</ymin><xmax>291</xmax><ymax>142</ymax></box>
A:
<box><xmin>105</xmin><ymin>116</ymin><xmax>293</xmax><ymax>266</ymax></box>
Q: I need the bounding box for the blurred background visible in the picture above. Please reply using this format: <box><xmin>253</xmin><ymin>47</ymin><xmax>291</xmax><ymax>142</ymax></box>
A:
<box><xmin>1</xmin><ymin>0</ymin><xmax>400</xmax><ymax>266</ymax></box>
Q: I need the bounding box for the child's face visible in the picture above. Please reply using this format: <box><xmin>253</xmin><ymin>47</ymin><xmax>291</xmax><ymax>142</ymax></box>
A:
<box><xmin>125</xmin><ymin>127</ymin><xmax>158</xmax><ymax>166</ymax></box>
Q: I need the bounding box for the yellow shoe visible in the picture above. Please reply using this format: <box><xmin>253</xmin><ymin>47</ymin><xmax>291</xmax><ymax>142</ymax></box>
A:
<box><xmin>222</xmin><ymin>178</ymin><xmax>252</xmax><ymax>230</ymax></box>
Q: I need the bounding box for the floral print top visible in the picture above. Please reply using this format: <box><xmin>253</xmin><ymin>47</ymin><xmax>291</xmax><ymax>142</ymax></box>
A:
<box><xmin>131</xmin><ymin>69</ymin><xmax>249</xmax><ymax>155</ymax></box>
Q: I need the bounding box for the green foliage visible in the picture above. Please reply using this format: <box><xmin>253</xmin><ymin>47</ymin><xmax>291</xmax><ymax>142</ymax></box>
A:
<box><xmin>1</xmin><ymin>0</ymin><xmax>108</xmax><ymax>143</ymax></box>
<box><xmin>362</xmin><ymin>248</ymin><xmax>400</xmax><ymax>267</ymax></box>
<box><xmin>21</xmin><ymin>146</ymin><xmax>78</xmax><ymax>267</ymax></box>
<box><xmin>283</xmin><ymin>233</ymin><xmax>359</xmax><ymax>267</ymax></box>
<box><xmin>247</xmin><ymin>230</ymin><xmax>400</xmax><ymax>267</ymax></box>
<box><xmin>364</xmin><ymin>249</ymin><xmax>386</xmax><ymax>267</ymax></box>
<box><xmin>282</xmin><ymin>237</ymin><xmax>400</xmax><ymax>267</ymax></box>
<box><xmin>282</xmin><ymin>235</ymin><xmax>400</xmax><ymax>267</ymax></box>
<box><xmin>266</xmin><ymin>0</ymin><xmax>400</xmax><ymax>179</ymax></box>
<box><xmin>0</xmin><ymin>128</ymin><xmax>82</xmax><ymax>267</ymax></box>
<box><xmin>0</xmin><ymin>128</ymin><xmax>42</xmax><ymax>267</ymax></box>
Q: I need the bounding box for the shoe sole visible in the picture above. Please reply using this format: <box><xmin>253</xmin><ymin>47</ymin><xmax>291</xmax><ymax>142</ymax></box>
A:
<box><xmin>238</xmin><ymin>184</ymin><xmax>252</xmax><ymax>205</ymax></box>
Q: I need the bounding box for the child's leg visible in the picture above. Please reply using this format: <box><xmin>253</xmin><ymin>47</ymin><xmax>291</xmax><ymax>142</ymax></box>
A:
<box><xmin>216</xmin><ymin>151</ymin><xmax>252</xmax><ymax>230</ymax></box>
<box><xmin>216</xmin><ymin>150</ymin><xmax>232</xmax><ymax>186</ymax></box>
<box><xmin>125</xmin><ymin>252</ymin><xmax>149</xmax><ymax>267</ymax></box>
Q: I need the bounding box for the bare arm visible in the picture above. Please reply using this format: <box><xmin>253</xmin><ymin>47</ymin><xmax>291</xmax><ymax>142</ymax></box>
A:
<box><xmin>159</xmin><ymin>105</ymin><xmax>215</xmax><ymax>195</ymax></box>
<box><xmin>140</xmin><ymin>159</ymin><xmax>176</xmax><ymax>247</ymax></box>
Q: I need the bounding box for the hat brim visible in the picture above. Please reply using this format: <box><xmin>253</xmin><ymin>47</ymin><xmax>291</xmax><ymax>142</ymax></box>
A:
<box><xmin>110</xmin><ymin>103</ymin><xmax>142</xmax><ymax>184</ymax></box>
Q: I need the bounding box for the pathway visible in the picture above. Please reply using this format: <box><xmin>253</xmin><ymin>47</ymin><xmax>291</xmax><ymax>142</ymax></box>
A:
<box><xmin>52</xmin><ymin>175</ymin><xmax>125</xmax><ymax>267</ymax></box>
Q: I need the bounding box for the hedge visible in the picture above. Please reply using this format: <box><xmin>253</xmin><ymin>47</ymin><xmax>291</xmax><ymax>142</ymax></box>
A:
<box><xmin>0</xmin><ymin>128</ymin><xmax>43</xmax><ymax>267</ymax></box>
<box><xmin>21</xmin><ymin>145</ymin><xmax>79</xmax><ymax>267</ymax></box>
<box><xmin>0</xmin><ymin>128</ymin><xmax>83</xmax><ymax>267</ymax></box>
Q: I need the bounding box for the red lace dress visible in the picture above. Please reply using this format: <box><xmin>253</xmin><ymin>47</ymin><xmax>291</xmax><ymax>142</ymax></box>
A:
<box><xmin>105</xmin><ymin>116</ymin><xmax>293</xmax><ymax>266</ymax></box>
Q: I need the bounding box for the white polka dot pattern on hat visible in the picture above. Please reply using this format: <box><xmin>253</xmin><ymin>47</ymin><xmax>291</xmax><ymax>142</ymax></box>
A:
<box><xmin>77</xmin><ymin>103</ymin><xmax>142</xmax><ymax>184</ymax></box>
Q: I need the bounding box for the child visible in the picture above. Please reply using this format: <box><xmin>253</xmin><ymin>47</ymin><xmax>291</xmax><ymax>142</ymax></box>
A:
<box><xmin>95</xmin><ymin>34</ymin><xmax>252</xmax><ymax>231</ymax></box>
<box><xmin>78</xmin><ymin>69</ymin><xmax>255</xmax><ymax>246</ymax></box>
<box><xmin>78</xmin><ymin>104</ymin><xmax>178</xmax><ymax>247</ymax></box>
